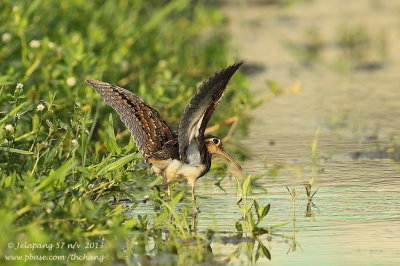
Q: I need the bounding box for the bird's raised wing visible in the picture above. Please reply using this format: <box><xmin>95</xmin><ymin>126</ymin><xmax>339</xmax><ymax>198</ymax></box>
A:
<box><xmin>87</xmin><ymin>80</ymin><xmax>177</xmax><ymax>159</ymax></box>
<box><xmin>178</xmin><ymin>61</ymin><xmax>243</xmax><ymax>164</ymax></box>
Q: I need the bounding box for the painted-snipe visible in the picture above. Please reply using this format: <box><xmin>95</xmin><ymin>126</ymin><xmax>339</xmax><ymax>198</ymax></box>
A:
<box><xmin>87</xmin><ymin>61</ymin><xmax>243</xmax><ymax>202</ymax></box>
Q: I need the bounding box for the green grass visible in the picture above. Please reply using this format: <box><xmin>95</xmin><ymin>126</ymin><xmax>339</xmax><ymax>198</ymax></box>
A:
<box><xmin>0</xmin><ymin>0</ymin><xmax>261</xmax><ymax>265</ymax></box>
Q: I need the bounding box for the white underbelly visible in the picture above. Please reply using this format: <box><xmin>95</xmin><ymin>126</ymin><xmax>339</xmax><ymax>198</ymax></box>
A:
<box><xmin>151</xmin><ymin>159</ymin><xmax>205</xmax><ymax>186</ymax></box>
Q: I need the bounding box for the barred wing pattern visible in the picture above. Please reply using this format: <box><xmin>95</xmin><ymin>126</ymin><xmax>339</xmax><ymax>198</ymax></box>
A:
<box><xmin>178</xmin><ymin>61</ymin><xmax>244</xmax><ymax>163</ymax></box>
<box><xmin>87</xmin><ymin>80</ymin><xmax>177</xmax><ymax>160</ymax></box>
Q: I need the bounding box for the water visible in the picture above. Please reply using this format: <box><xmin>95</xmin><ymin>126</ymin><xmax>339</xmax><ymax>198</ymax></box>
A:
<box><xmin>202</xmin><ymin>0</ymin><xmax>400</xmax><ymax>264</ymax></box>
<box><xmin>127</xmin><ymin>0</ymin><xmax>400</xmax><ymax>264</ymax></box>
<box><xmin>192</xmin><ymin>156</ymin><xmax>400</xmax><ymax>264</ymax></box>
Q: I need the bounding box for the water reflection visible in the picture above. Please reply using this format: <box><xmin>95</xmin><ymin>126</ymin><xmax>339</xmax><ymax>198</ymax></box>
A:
<box><xmin>304</xmin><ymin>183</ymin><xmax>319</xmax><ymax>217</ymax></box>
<box><xmin>123</xmin><ymin>188</ymin><xmax>277</xmax><ymax>264</ymax></box>
<box><xmin>121</xmin><ymin>0</ymin><xmax>400</xmax><ymax>263</ymax></box>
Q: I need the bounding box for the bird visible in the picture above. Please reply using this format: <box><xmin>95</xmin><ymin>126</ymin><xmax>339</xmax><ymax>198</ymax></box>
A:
<box><xmin>86</xmin><ymin>61</ymin><xmax>243</xmax><ymax>203</ymax></box>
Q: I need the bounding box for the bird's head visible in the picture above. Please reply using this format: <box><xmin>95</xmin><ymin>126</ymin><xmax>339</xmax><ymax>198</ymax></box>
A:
<box><xmin>204</xmin><ymin>136</ymin><xmax>242</xmax><ymax>171</ymax></box>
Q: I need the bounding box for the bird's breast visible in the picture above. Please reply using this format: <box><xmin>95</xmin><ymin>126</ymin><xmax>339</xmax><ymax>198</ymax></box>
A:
<box><xmin>151</xmin><ymin>159</ymin><xmax>206</xmax><ymax>186</ymax></box>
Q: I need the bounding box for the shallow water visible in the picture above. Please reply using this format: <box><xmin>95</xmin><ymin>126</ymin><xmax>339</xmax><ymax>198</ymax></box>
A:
<box><xmin>128</xmin><ymin>0</ymin><xmax>400</xmax><ymax>264</ymax></box>
<box><xmin>192</xmin><ymin>157</ymin><xmax>400</xmax><ymax>265</ymax></box>
<box><xmin>215</xmin><ymin>0</ymin><xmax>400</xmax><ymax>264</ymax></box>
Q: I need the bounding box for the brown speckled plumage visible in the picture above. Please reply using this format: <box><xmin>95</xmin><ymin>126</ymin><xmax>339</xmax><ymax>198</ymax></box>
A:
<box><xmin>87</xmin><ymin>61</ymin><xmax>243</xmax><ymax>199</ymax></box>
<box><xmin>86</xmin><ymin>80</ymin><xmax>177</xmax><ymax>161</ymax></box>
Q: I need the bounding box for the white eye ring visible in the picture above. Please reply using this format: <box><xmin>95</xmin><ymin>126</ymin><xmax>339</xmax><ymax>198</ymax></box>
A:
<box><xmin>212</xmin><ymin>138</ymin><xmax>220</xmax><ymax>145</ymax></box>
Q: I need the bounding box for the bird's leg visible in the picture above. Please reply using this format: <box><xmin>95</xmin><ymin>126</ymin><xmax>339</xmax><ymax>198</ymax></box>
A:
<box><xmin>191</xmin><ymin>183</ymin><xmax>200</xmax><ymax>213</ymax></box>
<box><xmin>191</xmin><ymin>183</ymin><xmax>196</xmax><ymax>204</ymax></box>
<box><xmin>191</xmin><ymin>211</ymin><xmax>198</xmax><ymax>233</ymax></box>
<box><xmin>167</xmin><ymin>182</ymin><xmax>172</xmax><ymax>200</ymax></box>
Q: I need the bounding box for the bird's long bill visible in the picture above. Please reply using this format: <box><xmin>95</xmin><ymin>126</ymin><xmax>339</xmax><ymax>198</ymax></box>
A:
<box><xmin>217</xmin><ymin>147</ymin><xmax>242</xmax><ymax>171</ymax></box>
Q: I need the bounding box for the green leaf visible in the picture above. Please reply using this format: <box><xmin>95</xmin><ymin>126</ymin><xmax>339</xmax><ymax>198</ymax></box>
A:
<box><xmin>255</xmin><ymin>201</ymin><xmax>271</xmax><ymax>223</ymax></box>
<box><xmin>242</xmin><ymin>175</ymin><xmax>252</xmax><ymax>198</ymax></box>
<box><xmin>123</xmin><ymin>218</ymin><xmax>139</xmax><ymax>230</ymax></box>
<box><xmin>76</xmin><ymin>166</ymin><xmax>90</xmax><ymax>177</ymax></box>
<box><xmin>254</xmin><ymin>200</ymin><xmax>260</xmax><ymax>220</ymax></box>
<box><xmin>98</xmin><ymin>153</ymin><xmax>136</xmax><ymax>175</ymax></box>
<box><xmin>122</xmin><ymin>137</ymin><xmax>136</xmax><ymax>153</ymax></box>
<box><xmin>32</xmin><ymin>114</ymin><xmax>40</xmax><ymax>131</ymax></box>
<box><xmin>154</xmin><ymin>208</ymin><xmax>169</xmax><ymax>227</ymax></box>
<box><xmin>90</xmin><ymin>153</ymin><xmax>112</xmax><ymax>171</ymax></box>
<box><xmin>248</xmin><ymin>212</ymin><xmax>255</xmax><ymax>229</ymax></box>
<box><xmin>106</xmin><ymin>114</ymin><xmax>121</xmax><ymax>154</ymax></box>
<box><xmin>259</xmin><ymin>241</ymin><xmax>271</xmax><ymax>260</ymax></box>
<box><xmin>235</xmin><ymin>176</ymin><xmax>242</xmax><ymax>199</ymax></box>
<box><xmin>0</xmin><ymin>147</ymin><xmax>34</xmax><ymax>155</ymax></box>
<box><xmin>244</xmin><ymin>201</ymin><xmax>254</xmax><ymax>215</ymax></box>
<box><xmin>170</xmin><ymin>191</ymin><xmax>184</xmax><ymax>207</ymax></box>
<box><xmin>255</xmin><ymin>248</ymin><xmax>260</xmax><ymax>262</ymax></box>
<box><xmin>235</xmin><ymin>221</ymin><xmax>243</xmax><ymax>232</ymax></box>
<box><xmin>159</xmin><ymin>195</ymin><xmax>187</xmax><ymax>235</ymax></box>
<box><xmin>261</xmin><ymin>204</ymin><xmax>271</xmax><ymax>219</ymax></box>
<box><xmin>236</xmin><ymin>197</ymin><xmax>243</xmax><ymax>207</ymax></box>
<box><xmin>0</xmin><ymin>102</ymin><xmax>27</xmax><ymax>123</ymax></box>
<box><xmin>148</xmin><ymin>176</ymin><xmax>164</xmax><ymax>187</ymax></box>
<box><xmin>35</xmin><ymin>159</ymin><xmax>76</xmax><ymax>191</ymax></box>
<box><xmin>138</xmin><ymin>214</ymin><xmax>148</xmax><ymax>229</ymax></box>
<box><xmin>43</xmin><ymin>148</ymin><xmax>58</xmax><ymax>166</ymax></box>
<box><xmin>269</xmin><ymin>221</ymin><xmax>290</xmax><ymax>228</ymax></box>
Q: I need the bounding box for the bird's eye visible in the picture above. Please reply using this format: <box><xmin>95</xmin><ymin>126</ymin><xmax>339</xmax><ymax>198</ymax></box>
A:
<box><xmin>212</xmin><ymin>138</ymin><xmax>220</xmax><ymax>145</ymax></box>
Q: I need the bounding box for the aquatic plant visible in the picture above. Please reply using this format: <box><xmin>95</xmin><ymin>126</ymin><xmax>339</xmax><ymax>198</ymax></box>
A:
<box><xmin>0</xmin><ymin>0</ymin><xmax>258</xmax><ymax>264</ymax></box>
<box><xmin>233</xmin><ymin>175</ymin><xmax>272</xmax><ymax>261</ymax></box>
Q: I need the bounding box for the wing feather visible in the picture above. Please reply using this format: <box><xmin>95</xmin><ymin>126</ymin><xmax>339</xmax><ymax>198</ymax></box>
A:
<box><xmin>178</xmin><ymin>61</ymin><xmax>244</xmax><ymax>163</ymax></box>
<box><xmin>87</xmin><ymin>80</ymin><xmax>177</xmax><ymax>159</ymax></box>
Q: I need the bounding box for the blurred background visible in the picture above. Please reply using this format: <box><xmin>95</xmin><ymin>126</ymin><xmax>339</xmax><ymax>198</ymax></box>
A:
<box><xmin>227</xmin><ymin>0</ymin><xmax>400</xmax><ymax>265</ymax></box>
<box><xmin>1</xmin><ymin>0</ymin><xmax>400</xmax><ymax>265</ymax></box>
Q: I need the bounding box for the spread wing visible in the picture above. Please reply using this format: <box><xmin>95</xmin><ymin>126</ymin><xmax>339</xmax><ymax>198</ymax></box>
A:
<box><xmin>87</xmin><ymin>80</ymin><xmax>177</xmax><ymax>159</ymax></box>
<box><xmin>178</xmin><ymin>61</ymin><xmax>244</xmax><ymax>164</ymax></box>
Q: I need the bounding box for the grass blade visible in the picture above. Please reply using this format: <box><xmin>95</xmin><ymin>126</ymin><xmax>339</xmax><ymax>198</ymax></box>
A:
<box><xmin>98</xmin><ymin>153</ymin><xmax>136</xmax><ymax>175</ymax></box>
<box><xmin>0</xmin><ymin>147</ymin><xmax>34</xmax><ymax>155</ymax></box>
<box><xmin>105</xmin><ymin>114</ymin><xmax>121</xmax><ymax>154</ymax></box>
<box><xmin>0</xmin><ymin>102</ymin><xmax>27</xmax><ymax>123</ymax></box>
<box><xmin>34</xmin><ymin>159</ymin><xmax>76</xmax><ymax>192</ymax></box>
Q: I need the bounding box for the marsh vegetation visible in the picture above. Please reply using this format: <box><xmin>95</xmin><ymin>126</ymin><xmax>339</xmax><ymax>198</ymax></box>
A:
<box><xmin>2</xmin><ymin>0</ymin><xmax>400</xmax><ymax>265</ymax></box>
<box><xmin>0</xmin><ymin>0</ymin><xmax>263</xmax><ymax>264</ymax></box>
